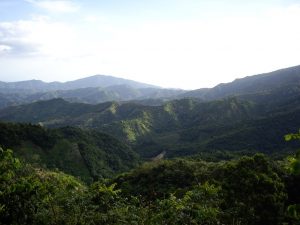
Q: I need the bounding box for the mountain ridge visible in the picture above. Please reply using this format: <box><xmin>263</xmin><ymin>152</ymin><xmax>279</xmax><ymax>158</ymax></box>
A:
<box><xmin>1</xmin><ymin>65</ymin><xmax>300</xmax><ymax>109</ymax></box>
<box><xmin>1</xmin><ymin>65</ymin><xmax>300</xmax><ymax>159</ymax></box>
<box><xmin>0</xmin><ymin>74</ymin><xmax>160</xmax><ymax>92</ymax></box>
<box><xmin>1</xmin><ymin>93</ymin><xmax>299</xmax><ymax>158</ymax></box>
<box><xmin>0</xmin><ymin>75</ymin><xmax>185</xmax><ymax>108</ymax></box>
<box><xmin>182</xmin><ymin>65</ymin><xmax>300</xmax><ymax>100</ymax></box>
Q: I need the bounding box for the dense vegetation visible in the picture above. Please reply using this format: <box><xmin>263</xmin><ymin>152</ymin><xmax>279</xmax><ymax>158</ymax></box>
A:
<box><xmin>1</xmin><ymin>65</ymin><xmax>300</xmax><ymax>160</ymax></box>
<box><xmin>1</xmin><ymin>147</ymin><xmax>300</xmax><ymax>225</ymax></box>
<box><xmin>1</xmin><ymin>65</ymin><xmax>300</xmax><ymax>224</ymax></box>
<box><xmin>1</xmin><ymin>92</ymin><xmax>300</xmax><ymax>159</ymax></box>
<box><xmin>0</xmin><ymin>122</ymin><xmax>139</xmax><ymax>182</ymax></box>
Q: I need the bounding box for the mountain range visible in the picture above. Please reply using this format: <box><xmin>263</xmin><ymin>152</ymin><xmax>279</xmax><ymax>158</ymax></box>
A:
<box><xmin>1</xmin><ymin>65</ymin><xmax>300</xmax><ymax>160</ymax></box>
<box><xmin>0</xmin><ymin>75</ymin><xmax>187</xmax><ymax>108</ymax></box>
<box><xmin>0</xmin><ymin>74</ymin><xmax>158</xmax><ymax>92</ymax></box>
<box><xmin>2</xmin><ymin>65</ymin><xmax>300</xmax><ymax>108</ymax></box>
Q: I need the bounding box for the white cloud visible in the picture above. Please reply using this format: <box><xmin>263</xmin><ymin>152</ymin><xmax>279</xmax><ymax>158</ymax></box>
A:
<box><xmin>1</xmin><ymin>3</ymin><xmax>300</xmax><ymax>88</ymax></box>
<box><xmin>0</xmin><ymin>44</ymin><xmax>12</xmax><ymax>53</ymax></box>
<box><xmin>26</xmin><ymin>0</ymin><xmax>79</xmax><ymax>13</ymax></box>
<box><xmin>101</xmin><ymin>3</ymin><xmax>300</xmax><ymax>88</ymax></box>
<box><xmin>0</xmin><ymin>17</ymin><xmax>78</xmax><ymax>57</ymax></box>
<box><xmin>84</xmin><ymin>15</ymin><xmax>99</xmax><ymax>23</ymax></box>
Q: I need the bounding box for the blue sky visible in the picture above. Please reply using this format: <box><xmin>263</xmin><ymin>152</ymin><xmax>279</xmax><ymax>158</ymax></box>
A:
<box><xmin>0</xmin><ymin>0</ymin><xmax>300</xmax><ymax>89</ymax></box>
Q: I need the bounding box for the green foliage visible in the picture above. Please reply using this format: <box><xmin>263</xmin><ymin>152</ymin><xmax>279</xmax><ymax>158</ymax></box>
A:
<box><xmin>0</xmin><ymin>122</ymin><xmax>140</xmax><ymax>182</ymax></box>
<box><xmin>286</xmin><ymin>204</ymin><xmax>300</xmax><ymax>223</ymax></box>
<box><xmin>1</xmin><ymin>149</ymin><xmax>300</xmax><ymax>225</ymax></box>
<box><xmin>34</xmin><ymin>170</ymin><xmax>89</xmax><ymax>225</ymax></box>
<box><xmin>284</xmin><ymin>131</ymin><xmax>300</xmax><ymax>223</ymax></box>
<box><xmin>285</xmin><ymin>130</ymin><xmax>300</xmax><ymax>142</ymax></box>
<box><xmin>151</xmin><ymin>183</ymin><xmax>221</xmax><ymax>225</ymax></box>
<box><xmin>0</xmin><ymin>147</ymin><xmax>92</xmax><ymax>225</ymax></box>
<box><xmin>2</xmin><ymin>92</ymin><xmax>300</xmax><ymax>159</ymax></box>
<box><xmin>0</xmin><ymin>147</ymin><xmax>43</xmax><ymax>225</ymax></box>
<box><xmin>90</xmin><ymin>182</ymin><xmax>121</xmax><ymax>212</ymax></box>
<box><xmin>114</xmin><ymin>159</ymin><xmax>214</xmax><ymax>200</ymax></box>
<box><xmin>284</xmin><ymin>131</ymin><xmax>300</xmax><ymax>175</ymax></box>
<box><xmin>286</xmin><ymin>152</ymin><xmax>300</xmax><ymax>175</ymax></box>
<box><xmin>221</xmin><ymin>154</ymin><xmax>287</xmax><ymax>225</ymax></box>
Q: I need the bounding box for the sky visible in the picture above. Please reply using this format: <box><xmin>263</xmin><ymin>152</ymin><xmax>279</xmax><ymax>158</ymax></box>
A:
<box><xmin>0</xmin><ymin>0</ymin><xmax>300</xmax><ymax>89</ymax></box>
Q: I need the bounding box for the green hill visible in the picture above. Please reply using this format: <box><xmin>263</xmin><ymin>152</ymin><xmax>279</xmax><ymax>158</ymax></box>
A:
<box><xmin>0</xmin><ymin>85</ymin><xmax>185</xmax><ymax>109</ymax></box>
<box><xmin>2</xmin><ymin>65</ymin><xmax>300</xmax><ymax>159</ymax></box>
<box><xmin>0</xmin><ymin>122</ymin><xmax>139</xmax><ymax>182</ymax></box>
<box><xmin>1</xmin><ymin>93</ymin><xmax>299</xmax><ymax>158</ymax></box>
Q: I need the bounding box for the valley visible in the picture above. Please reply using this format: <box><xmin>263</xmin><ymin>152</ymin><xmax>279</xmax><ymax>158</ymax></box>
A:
<box><xmin>1</xmin><ymin>65</ymin><xmax>300</xmax><ymax>160</ymax></box>
<box><xmin>1</xmin><ymin>65</ymin><xmax>300</xmax><ymax>224</ymax></box>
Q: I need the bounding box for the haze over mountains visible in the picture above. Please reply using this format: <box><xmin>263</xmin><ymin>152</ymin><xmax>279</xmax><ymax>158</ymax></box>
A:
<box><xmin>1</xmin><ymin>65</ymin><xmax>300</xmax><ymax>109</ymax></box>
<box><xmin>0</xmin><ymin>74</ymin><xmax>158</xmax><ymax>91</ymax></box>
<box><xmin>182</xmin><ymin>65</ymin><xmax>300</xmax><ymax>100</ymax></box>
<box><xmin>0</xmin><ymin>74</ymin><xmax>186</xmax><ymax>108</ymax></box>
<box><xmin>3</xmin><ymin>0</ymin><xmax>300</xmax><ymax>222</ymax></box>
<box><xmin>1</xmin><ymin>65</ymin><xmax>300</xmax><ymax>160</ymax></box>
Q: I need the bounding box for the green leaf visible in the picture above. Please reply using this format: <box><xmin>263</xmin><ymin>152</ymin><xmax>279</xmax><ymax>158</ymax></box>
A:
<box><xmin>284</xmin><ymin>134</ymin><xmax>292</xmax><ymax>141</ymax></box>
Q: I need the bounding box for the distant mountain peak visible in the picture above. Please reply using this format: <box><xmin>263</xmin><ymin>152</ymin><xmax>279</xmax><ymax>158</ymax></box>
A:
<box><xmin>0</xmin><ymin>74</ymin><xmax>159</xmax><ymax>92</ymax></box>
<box><xmin>63</xmin><ymin>74</ymin><xmax>159</xmax><ymax>89</ymax></box>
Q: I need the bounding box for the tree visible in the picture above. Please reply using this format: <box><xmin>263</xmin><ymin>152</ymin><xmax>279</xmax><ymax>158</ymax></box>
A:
<box><xmin>284</xmin><ymin>131</ymin><xmax>300</xmax><ymax>223</ymax></box>
<box><xmin>285</xmin><ymin>131</ymin><xmax>300</xmax><ymax>175</ymax></box>
<box><xmin>221</xmin><ymin>154</ymin><xmax>286</xmax><ymax>225</ymax></box>
<box><xmin>0</xmin><ymin>147</ymin><xmax>44</xmax><ymax>225</ymax></box>
<box><xmin>151</xmin><ymin>182</ymin><xmax>221</xmax><ymax>225</ymax></box>
<box><xmin>0</xmin><ymin>147</ymin><xmax>90</xmax><ymax>225</ymax></box>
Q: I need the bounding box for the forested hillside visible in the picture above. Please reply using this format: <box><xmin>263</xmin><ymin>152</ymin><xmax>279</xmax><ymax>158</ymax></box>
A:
<box><xmin>1</xmin><ymin>146</ymin><xmax>300</xmax><ymax>224</ymax></box>
<box><xmin>0</xmin><ymin>122</ymin><xmax>139</xmax><ymax>182</ymax></box>
<box><xmin>1</xmin><ymin>91</ymin><xmax>300</xmax><ymax>158</ymax></box>
<box><xmin>1</xmin><ymin>65</ymin><xmax>300</xmax><ymax>224</ymax></box>
<box><xmin>2</xmin><ymin>0</ymin><xmax>300</xmax><ymax>222</ymax></box>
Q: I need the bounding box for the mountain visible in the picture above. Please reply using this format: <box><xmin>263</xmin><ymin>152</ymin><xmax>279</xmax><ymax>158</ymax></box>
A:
<box><xmin>18</xmin><ymin>85</ymin><xmax>185</xmax><ymax>104</ymax></box>
<box><xmin>0</xmin><ymin>97</ymin><xmax>255</xmax><ymax>131</ymax></box>
<box><xmin>0</xmin><ymin>75</ymin><xmax>158</xmax><ymax>93</ymax></box>
<box><xmin>0</xmin><ymin>80</ymin><xmax>55</xmax><ymax>94</ymax></box>
<box><xmin>0</xmin><ymin>76</ymin><xmax>185</xmax><ymax>108</ymax></box>
<box><xmin>60</xmin><ymin>75</ymin><xmax>159</xmax><ymax>89</ymax></box>
<box><xmin>0</xmin><ymin>122</ymin><xmax>139</xmax><ymax>182</ymax></box>
<box><xmin>2</xmin><ymin>65</ymin><xmax>300</xmax><ymax>109</ymax></box>
<box><xmin>2</xmin><ymin>65</ymin><xmax>300</xmax><ymax>159</ymax></box>
<box><xmin>181</xmin><ymin>65</ymin><xmax>300</xmax><ymax>100</ymax></box>
<box><xmin>1</xmin><ymin>93</ymin><xmax>300</xmax><ymax>158</ymax></box>
<box><xmin>2</xmin><ymin>66</ymin><xmax>300</xmax><ymax>225</ymax></box>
